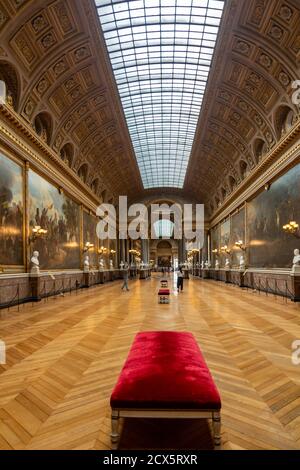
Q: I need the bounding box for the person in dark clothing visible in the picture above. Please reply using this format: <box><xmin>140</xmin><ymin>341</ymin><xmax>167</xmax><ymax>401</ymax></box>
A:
<box><xmin>177</xmin><ymin>266</ymin><xmax>184</xmax><ymax>292</ymax></box>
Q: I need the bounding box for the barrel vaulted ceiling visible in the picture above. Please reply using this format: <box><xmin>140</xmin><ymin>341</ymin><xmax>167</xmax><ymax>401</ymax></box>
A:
<box><xmin>0</xmin><ymin>0</ymin><xmax>300</xmax><ymax>214</ymax></box>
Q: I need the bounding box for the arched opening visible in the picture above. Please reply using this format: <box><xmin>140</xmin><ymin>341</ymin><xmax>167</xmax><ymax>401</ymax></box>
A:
<box><xmin>239</xmin><ymin>160</ymin><xmax>248</xmax><ymax>179</ymax></box>
<box><xmin>153</xmin><ymin>219</ymin><xmax>174</xmax><ymax>239</ymax></box>
<box><xmin>34</xmin><ymin>112</ymin><xmax>53</xmax><ymax>145</ymax></box>
<box><xmin>253</xmin><ymin>138</ymin><xmax>267</xmax><ymax>163</ymax></box>
<box><xmin>228</xmin><ymin>175</ymin><xmax>236</xmax><ymax>192</ymax></box>
<box><xmin>0</xmin><ymin>61</ymin><xmax>20</xmax><ymax>110</ymax></box>
<box><xmin>156</xmin><ymin>240</ymin><xmax>173</xmax><ymax>268</ymax></box>
<box><xmin>60</xmin><ymin>143</ymin><xmax>74</xmax><ymax>168</ymax></box>
<box><xmin>101</xmin><ymin>189</ymin><xmax>107</xmax><ymax>202</ymax></box>
<box><xmin>274</xmin><ymin>105</ymin><xmax>295</xmax><ymax>139</ymax></box>
<box><xmin>91</xmin><ymin>178</ymin><xmax>99</xmax><ymax>194</ymax></box>
<box><xmin>78</xmin><ymin>163</ymin><xmax>88</xmax><ymax>183</ymax></box>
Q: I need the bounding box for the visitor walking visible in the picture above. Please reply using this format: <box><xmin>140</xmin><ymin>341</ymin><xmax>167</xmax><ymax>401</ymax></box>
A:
<box><xmin>177</xmin><ymin>266</ymin><xmax>184</xmax><ymax>292</ymax></box>
<box><xmin>121</xmin><ymin>262</ymin><xmax>129</xmax><ymax>291</ymax></box>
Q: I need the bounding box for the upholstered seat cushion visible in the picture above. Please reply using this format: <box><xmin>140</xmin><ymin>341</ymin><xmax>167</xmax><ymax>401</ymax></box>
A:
<box><xmin>110</xmin><ymin>331</ymin><xmax>221</xmax><ymax>410</ymax></box>
<box><xmin>158</xmin><ymin>289</ymin><xmax>170</xmax><ymax>295</ymax></box>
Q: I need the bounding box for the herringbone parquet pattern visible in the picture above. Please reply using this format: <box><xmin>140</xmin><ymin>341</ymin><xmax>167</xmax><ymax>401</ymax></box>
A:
<box><xmin>0</xmin><ymin>276</ymin><xmax>299</xmax><ymax>450</ymax></box>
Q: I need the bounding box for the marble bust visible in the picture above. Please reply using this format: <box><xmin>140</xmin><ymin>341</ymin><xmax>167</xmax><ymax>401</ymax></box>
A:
<box><xmin>83</xmin><ymin>255</ymin><xmax>90</xmax><ymax>272</ymax></box>
<box><xmin>99</xmin><ymin>258</ymin><xmax>104</xmax><ymax>270</ymax></box>
<box><xmin>215</xmin><ymin>259</ymin><xmax>219</xmax><ymax>270</ymax></box>
<box><xmin>225</xmin><ymin>258</ymin><xmax>230</xmax><ymax>270</ymax></box>
<box><xmin>239</xmin><ymin>255</ymin><xmax>245</xmax><ymax>270</ymax></box>
<box><xmin>30</xmin><ymin>251</ymin><xmax>40</xmax><ymax>274</ymax></box>
<box><xmin>201</xmin><ymin>261</ymin><xmax>204</xmax><ymax>269</ymax></box>
<box><xmin>292</xmin><ymin>249</ymin><xmax>300</xmax><ymax>273</ymax></box>
<box><xmin>140</xmin><ymin>261</ymin><xmax>144</xmax><ymax>269</ymax></box>
<box><xmin>110</xmin><ymin>259</ymin><xmax>114</xmax><ymax>270</ymax></box>
<box><xmin>205</xmin><ymin>261</ymin><xmax>208</xmax><ymax>268</ymax></box>
<box><xmin>120</xmin><ymin>261</ymin><xmax>124</xmax><ymax>270</ymax></box>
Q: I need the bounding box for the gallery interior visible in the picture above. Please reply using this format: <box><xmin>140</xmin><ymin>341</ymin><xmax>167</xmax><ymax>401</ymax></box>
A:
<box><xmin>0</xmin><ymin>0</ymin><xmax>300</xmax><ymax>451</ymax></box>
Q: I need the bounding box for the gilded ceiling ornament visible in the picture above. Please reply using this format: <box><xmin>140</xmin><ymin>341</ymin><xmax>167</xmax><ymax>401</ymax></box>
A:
<box><xmin>259</xmin><ymin>53</ymin><xmax>273</xmax><ymax>69</ymax></box>
<box><xmin>37</xmin><ymin>77</ymin><xmax>49</xmax><ymax>95</ymax></box>
<box><xmin>53</xmin><ymin>59</ymin><xmax>67</xmax><ymax>76</ymax></box>
<box><xmin>269</xmin><ymin>24</ymin><xmax>284</xmax><ymax>40</ymax></box>
<box><xmin>278</xmin><ymin>71</ymin><xmax>290</xmax><ymax>87</ymax></box>
<box><xmin>254</xmin><ymin>114</ymin><xmax>263</xmax><ymax>126</ymax></box>
<box><xmin>236</xmin><ymin>40</ymin><xmax>250</xmax><ymax>55</ymax></box>
<box><xmin>219</xmin><ymin>90</ymin><xmax>231</xmax><ymax>101</ymax></box>
<box><xmin>279</xmin><ymin>5</ymin><xmax>293</xmax><ymax>21</ymax></box>
<box><xmin>24</xmin><ymin>99</ymin><xmax>35</xmax><ymax>117</ymax></box>
<box><xmin>238</xmin><ymin>101</ymin><xmax>249</xmax><ymax>112</ymax></box>
<box><xmin>41</xmin><ymin>33</ymin><xmax>56</xmax><ymax>50</ymax></box>
<box><xmin>74</xmin><ymin>47</ymin><xmax>89</xmax><ymax>62</ymax></box>
<box><xmin>32</xmin><ymin>15</ymin><xmax>47</xmax><ymax>33</ymax></box>
<box><xmin>0</xmin><ymin>9</ymin><xmax>7</xmax><ymax>27</ymax></box>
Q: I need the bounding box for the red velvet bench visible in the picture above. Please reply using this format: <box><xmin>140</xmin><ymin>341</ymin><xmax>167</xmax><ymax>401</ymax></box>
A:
<box><xmin>158</xmin><ymin>288</ymin><xmax>170</xmax><ymax>303</ymax></box>
<box><xmin>110</xmin><ymin>331</ymin><xmax>221</xmax><ymax>448</ymax></box>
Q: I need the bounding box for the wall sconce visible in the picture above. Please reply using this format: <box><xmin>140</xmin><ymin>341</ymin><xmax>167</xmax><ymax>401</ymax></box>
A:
<box><xmin>98</xmin><ymin>246</ymin><xmax>107</xmax><ymax>255</ymax></box>
<box><xmin>110</xmin><ymin>249</ymin><xmax>116</xmax><ymax>255</ymax></box>
<box><xmin>283</xmin><ymin>221</ymin><xmax>300</xmax><ymax>238</ymax></box>
<box><xmin>235</xmin><ymin>240</ymin><xmax>246</xmax><ymax>251</ymax></box>
<box><xmin>84</xmin><ymin>242</ymin><xmax>94</xmax><ymax>252</ymax></box>
<box><xmin>129</xmin><ymin>249</ymin><xmax>141</xmax><ymax>257</ymax></box>
<box><xmin>29</xmin><ymin>225</ymin><xmax>48</xmax><ymax>244</ymax></box>
<box><xmin>220</xmin><ymin>245</ymin><xmax>231</xmax><ymax>254</ymax></box>
<box><xmin>264</xmin><ymin>182</ymin><xmax>271</xmax><ymax>191</ymax></box>
<box><xmin>212</xmin><ymin>249</ymin><xmax>218</xmax><ymax>254</ymax></box>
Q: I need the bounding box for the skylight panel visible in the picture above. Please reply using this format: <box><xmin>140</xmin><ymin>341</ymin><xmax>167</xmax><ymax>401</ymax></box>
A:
<box><xmin>96</xmin><ymin>0</ymin><xmax>225</xmax><ymax>189</ymax></box>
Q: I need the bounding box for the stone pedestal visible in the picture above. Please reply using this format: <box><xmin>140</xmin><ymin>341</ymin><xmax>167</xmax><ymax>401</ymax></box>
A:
<box><xmin>183</xmin><ymin>269</ymin><xmax>189</xmax><ymax>280</ymax></box>
<box><xmin>83</xmin><ymin>272</ymin><xmax>90</xmax><ymax>288</ymax></box>
<box><xmin>202</xmin><ymin>269</ymin><xmax>210</xmax><ymax>279</ymax></box>
<box><xmin>139</xmin><ymin>268</ymin><xmax>151</xmax><ymax>279</ymax></box>
<box><xmin>29</xmin><ymin>274</ymin><xmax>41</xmax><ymax>301</ymax></box>
<box><xmin>230</xmin><ymin>270</ymin><xmax>245</xmax><ymax>287</ymax></box>
<box><xmin>289</xmin><ymin>273</ymin><xmax>300</xmax><ymax>301</ymax></box>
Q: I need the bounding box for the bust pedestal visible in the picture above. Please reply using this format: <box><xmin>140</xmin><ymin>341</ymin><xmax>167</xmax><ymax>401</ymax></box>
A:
<box><xmin>29</xmin><ymin>273</ymin><xmax>41</xmax><ymax>301</ymax></box>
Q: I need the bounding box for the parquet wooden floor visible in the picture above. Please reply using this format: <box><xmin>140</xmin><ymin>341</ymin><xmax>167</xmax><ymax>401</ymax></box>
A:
<box><xmin>0</xmin><ymin>275</ymin><xmax>299</xmax><ymax>450</ymax></box>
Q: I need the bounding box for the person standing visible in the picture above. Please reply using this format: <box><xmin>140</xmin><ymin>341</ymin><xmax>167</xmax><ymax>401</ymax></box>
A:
<box><xmin>121</xmin><ymin>262</ymin><xmax>129</xmax><ymax>291</ymax></box>
<box><xmin>177</xmin><ymin>266</ymin><xmax>184</xmax><ymax>292</ymax></box>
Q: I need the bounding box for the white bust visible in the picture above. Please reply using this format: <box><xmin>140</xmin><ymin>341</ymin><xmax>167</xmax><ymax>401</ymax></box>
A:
<box><xmin>140</xmin><ymin>261</ymin><xmax>144</xmax><ymax>269</ymax></box>
<box><xmin>215</xmin><ymin>259</ymin><xmax>219</xmax><ymax>270</ymax></box>
<box><xmin>110</xmin><ymin>259</ymin><xmax>113</xmax><ymax>270</ymax></box>
<box><xmin>201</xmin><ymin>261</ymin><xmax>204</xmax><ymax>269</ymax></box>
<box><xmin>99</xmin><ymin>258</ymin><xmax>104</xmax><ymax>270</ymax></box>
<box><xmin>292</xmin><ymin>249</ymin><xmax>300</xmax><ymax>273</ymax></box>
<box><xmin>225</xmin><ymin>258</ymin><xmax>230</xmax><ymax>269</ymax></box>
<box><xmin>120</xmin><ymin>261</ymin><xmax>124</xmax><ymax>270</ymax></box>
<box><xmin>239</xmin><ymin>255</ymin><xmax>245</xmax><ymax>270</ymax></box>
<box><xmin>30</xmin><ymin>251</ymin><xmax>40</xmax><ymax>274</ymax></box>
<box><xmin>84</xmin><ymin>255</ymin><xmax>90</xmax><ymax>272</ymax></box>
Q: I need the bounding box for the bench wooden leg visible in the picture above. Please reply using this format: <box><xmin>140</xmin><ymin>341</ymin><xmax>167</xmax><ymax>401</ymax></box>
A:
<box><xmin>111</xmin><ymin>410</ymin><xmax>120</xmax><ymax>447</ymax></box>
<box><xmin>212</xmin><ymin>411</ymin><xmax>221</xmax><ymax>449</ymax></box>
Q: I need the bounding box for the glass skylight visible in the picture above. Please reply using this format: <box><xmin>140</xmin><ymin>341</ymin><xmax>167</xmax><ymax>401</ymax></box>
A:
<box><xmin>154</xmin><ymin>219</ymin><xmax>174</xmax><ymax>238</ymax></box>
<box><xmin>96</xmin><ymin>0</ymin><xmax>225</xmax><ymax>189</ymax></box>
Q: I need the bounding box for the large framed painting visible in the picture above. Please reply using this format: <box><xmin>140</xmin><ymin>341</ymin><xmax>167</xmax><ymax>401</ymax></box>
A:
<box><xmin>230</xmin><ymin>208</ymin><xmax>245</xmax><ymax>267</ymax></box>
<box><xmin>28</xmin><ymin>170</ymin><xmax>80</xmax><ymax>270</ymax></box>
<box><xmin>83</xmin><ymin>210</ymin><xmax>98</xmax><ymax>267</ymax></box>
<box><xmin>220</xmin><ymin>219</ymin><xmax>230</xmax><ymax>265</ymax></box>
<box><xmin>0</xmin><ymin>153</ymin><xmax>24</xmax><ymax>266</ymax></box>
<box><xmin>247</xmin><ymin>164</ymin><xmax>300</xmax><ymax>268</ymax></box>
<box><xmin>210</xmin><ymin>224</ymin><xmax>219</xmax><ymax>265</ymax></box>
